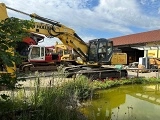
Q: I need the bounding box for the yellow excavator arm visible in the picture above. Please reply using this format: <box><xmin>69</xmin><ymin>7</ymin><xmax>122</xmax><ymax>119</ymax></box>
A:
<box><xmin>29</xmin><ymin>22</ymin><xmax>89</xmax><ymax>62</ymax></box>
<box><xmin>0</xmin><ymin>2</ymin><xmax>127</xmax><ymax>65</ymax></box>
<box><xmin>0</xmin><ymin>3</ymin><xmax>8</xmax><ymax>21</ymax></box>
<box><xmin>5</xmin><ymin>4</ymin><xmax>88</xmax><ymax>62</ymax></box>
<box><xmin>0</xmin><ymin>3</ymin><xmax>128</xmax><ymax>79</ymax></box>
<box><xmin>1</xmin><ymin>3</ymin><xmax>88</xmax><ymax>61</ymax></box>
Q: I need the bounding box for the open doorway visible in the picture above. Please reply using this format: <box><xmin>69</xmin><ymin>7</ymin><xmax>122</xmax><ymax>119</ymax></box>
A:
<box><xmin>117</xmin><ymin>47</ymin><xmax>144</xmax><ymax>64</ymax></box>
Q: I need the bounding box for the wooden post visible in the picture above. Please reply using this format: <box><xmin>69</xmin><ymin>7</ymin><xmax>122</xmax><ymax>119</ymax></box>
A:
<box><xmin>137</xmin><ymin>69</ymin><xmax>139</xmax><ymax>78</ymax></box>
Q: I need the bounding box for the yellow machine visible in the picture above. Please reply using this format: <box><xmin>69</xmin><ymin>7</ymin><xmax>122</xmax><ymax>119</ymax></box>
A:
<box><xmin>54</xmin><ymin>42</ymin><xmax>82</xmax><ymax>65</ymax></box>
<box><xmin>54</xmin><ymin>42</ymin><xmax>73</xmax><ymax>60</ymax></box>
<box><xmin>0</xmin><ymin>3</ymin><xmax>127</xmax><ymax>79</ymax></box>
<box><xmin>0</xmin><ymin>4</ymin><xmax>16</xmax><ymax>76</ymax></box>
<box><xmin>0</xmin><ymin>48</ymin><xmax>16</xmax><ymax>76</ymax></box>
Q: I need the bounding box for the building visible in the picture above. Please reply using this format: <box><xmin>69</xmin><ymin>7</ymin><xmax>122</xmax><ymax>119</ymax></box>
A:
<box><xmin>110</xmin><ymin>29</ymin><xmax>160</xmax><ymax>64</ymax></box>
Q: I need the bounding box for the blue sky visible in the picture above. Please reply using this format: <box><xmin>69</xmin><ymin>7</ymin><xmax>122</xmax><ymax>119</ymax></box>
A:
<box><xmin>1</xmin><ymin>0</ymin><xmax>160</xmax><ymax>46</ymax></box>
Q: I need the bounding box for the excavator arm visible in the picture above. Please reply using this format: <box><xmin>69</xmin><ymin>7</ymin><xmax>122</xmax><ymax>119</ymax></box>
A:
<box><xmin>0</xmin><ymin>3</ymin><xmax>128</xmax><ymax>79</ymax></box>
<box><xmin>1</xmin><ymin>3</ymin><xmax>88</xmax><ymax>61</ymax></box>
<box><xmin>0</xmin><ymin>3</ymin><xmax>8</xmax><ymax>21</ymax></box>
<box><xmin>0</xmin><ymin>2</ymin><xmax>125</xmax><ymax>65</ymax></box>
<box><xmin>28</xmin><ymin>21</ymin><xmax>88</xmax><ymax>61</ymax></box>
<box><xmin>4</xmin><ymin>4</ymin><xmax>88</xmax><ymax>62</ymax></box>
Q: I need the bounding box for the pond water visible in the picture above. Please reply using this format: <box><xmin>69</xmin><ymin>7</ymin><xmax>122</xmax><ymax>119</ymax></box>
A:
<box><xmin>81</xmin><ymin>84</ymin><xmax>160</xmax><ymax>120</ymax></box>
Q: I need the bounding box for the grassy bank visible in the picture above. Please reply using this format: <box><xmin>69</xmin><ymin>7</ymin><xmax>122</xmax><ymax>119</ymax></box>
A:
<box><xmin>0</xmin><ymin>75</ymin><xmax>92</xmax><ymax>120</ymax></box>
<box><xmin>0</xmin><ymin>74</ymin><xmax>160</xmax><ymax>120</ymax></box>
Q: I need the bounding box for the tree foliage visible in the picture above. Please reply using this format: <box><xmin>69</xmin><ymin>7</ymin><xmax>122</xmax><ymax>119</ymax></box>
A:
<box><xmin>0</xmin><ymin>17</ymin><xmax>34</xmax><ymax>66</ymax></box>
<box><xmin>0</xmin><ymin>17</ymin><xmax>34</xmax><ymax>93</ymax></box>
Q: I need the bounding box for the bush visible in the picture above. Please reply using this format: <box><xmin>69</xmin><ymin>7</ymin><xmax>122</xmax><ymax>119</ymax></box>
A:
<box><xmin>0</xmin><ymin>17</ymin><xmax>34</xmax><ymax>99</ymax></box>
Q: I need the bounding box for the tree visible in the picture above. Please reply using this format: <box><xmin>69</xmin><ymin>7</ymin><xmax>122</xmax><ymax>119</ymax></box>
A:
<box><xmin>0</xmin><ymin>17</ymin><xmax>34</xmax><ymax>96</ymax></box>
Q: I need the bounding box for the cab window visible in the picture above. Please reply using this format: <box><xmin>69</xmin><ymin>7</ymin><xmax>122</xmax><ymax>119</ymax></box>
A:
<box><xmin>107</xmin><ymin>42</ymin><xmax>112</xmax><ymax>55</ymax></box>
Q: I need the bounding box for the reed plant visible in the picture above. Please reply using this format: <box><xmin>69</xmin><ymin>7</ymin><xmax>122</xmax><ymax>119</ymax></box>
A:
<box><xmin>1</xmin><ymin>71</ymin><xmax>160</xmax><ymax>120</ymax></box>
<box><xmin>0</xmin><ymin>71</ymin><xmax>91</xmax><ymax>120</ymax></box>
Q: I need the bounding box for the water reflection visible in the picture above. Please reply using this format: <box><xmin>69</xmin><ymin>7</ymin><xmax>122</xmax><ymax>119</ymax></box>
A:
<box><xmin>81</xmin><ymin>84</ymin><xmax>160</xmax><ymax>120</ymax></box>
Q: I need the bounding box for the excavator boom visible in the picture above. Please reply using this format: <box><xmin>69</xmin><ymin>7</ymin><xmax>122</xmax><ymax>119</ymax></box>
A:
<box><xmin>5</xmin><ymin>4</ymin><xmax>88</xmax><ymax>62</ymax></box>
<box><xmin>0</xmin><ymin>3</ymin><xmax>128</xmax><ymax>79</ymax></box>
<box><xmin>0</xmin><ymin>3</ymin><xmax>8</xmax><ymax>21</ymax></box>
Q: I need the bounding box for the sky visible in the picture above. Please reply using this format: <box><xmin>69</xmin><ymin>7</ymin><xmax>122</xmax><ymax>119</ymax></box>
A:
<box><xmin>1</xmin><ymin>0</ymin><xmax>160</xmax><ymax>46</ymax></box>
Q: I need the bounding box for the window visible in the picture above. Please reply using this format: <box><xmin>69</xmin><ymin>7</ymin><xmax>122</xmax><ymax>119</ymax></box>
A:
<box><xmin>31</xmin><ymin>47</ymin><xmax>40</xmax><ymax>59</ymax></box>
<box><xmin>41</xmin><ymin>47</ymin><xmax>44</xmax><ymax>56</ymax></box>
<box><xmin>88</xmin><ymin>41</ymin><xmax>97</xmax><ymax>61</ymax></box>
<box><xmin>97</xmin><ymin>42</ymin><xmax>106</xmax><ymax>60</ymax></box>
<box><xmin>107</xmin><ymin>42</ymin><xmax>112</xmax><ymax>55</ymax></box>
<box><xmin>98</xmin><ymin>42</ymin><xmax>107</xmax><ymax>53</ymax></box>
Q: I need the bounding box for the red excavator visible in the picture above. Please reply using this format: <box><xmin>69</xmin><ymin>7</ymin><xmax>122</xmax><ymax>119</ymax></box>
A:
<box><xmin>16</xmin><ymin>33</ymin><xmax>60</xmax><ymax>72</ymax></box>
<box><xmin>16</xmin><ymin>33</ymin><xmax>44</xmax><ymax>60</ymax></box>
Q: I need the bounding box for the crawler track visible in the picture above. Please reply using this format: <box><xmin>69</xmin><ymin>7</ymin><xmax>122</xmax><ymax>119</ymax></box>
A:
<box><xmin>64</xmin><ymin>66</ymin><xmax>128</xmax><ymax>80</ymax></box>
<box><xmin>18</xmin><ymin>66</ymin><xmax>128</xmax><ymax>80</ymax></box>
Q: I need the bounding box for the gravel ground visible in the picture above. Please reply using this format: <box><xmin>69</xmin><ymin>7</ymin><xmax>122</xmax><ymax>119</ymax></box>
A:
<box><xmin>0</xmin><ymin>77</ymin><xmax>73</xmax><ymax>97</ymax></box>
<box><xmin>127</xmin><ymin>71</ymin><xmax>160</xmax><ymax>78</ymax></box>
<box><xmin>1</xmin><ymin>71</ymin><xmax>159</xmax><ymax>96</ymax></box>
<box><xmin>102</xmin><ymin>65</ymin><xmax>160</xmax><ymax>78</ymax></box>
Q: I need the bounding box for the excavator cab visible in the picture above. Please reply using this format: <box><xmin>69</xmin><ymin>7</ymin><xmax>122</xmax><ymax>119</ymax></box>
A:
<box><xmin>54</xmin><ymin>43</ymin><xmax>72</xmax><ymax>60</ymax></box>
<box><xmin>88</xmin><ymin>38</ymin><xmax>113</xmax><ymax>64</ymax></box>
<box><xmin>28</xmin><ymin>45</ymin><xmax>60</xmax><ymax>63</ymax></box>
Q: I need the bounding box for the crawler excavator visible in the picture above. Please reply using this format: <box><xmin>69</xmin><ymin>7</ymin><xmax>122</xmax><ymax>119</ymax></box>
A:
<box><xmin>0</xmin><ymin>3</ymin><xmax>128</xmax><ymax>79</ymax></box>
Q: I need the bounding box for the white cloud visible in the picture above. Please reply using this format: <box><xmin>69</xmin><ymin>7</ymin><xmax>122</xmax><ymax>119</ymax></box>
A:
<box><xmin>38</xmin><ymin>37</ymin><xmax>60</xmax><ymax>47</ymax></box>
<box><xmin>151</xmin><ymin>0</ymin><xmax>155</xmax><ymax>2</ymax></box>
<box><xmin>140</xmin><ymin>0</ymin><xmax>147</xmax><ymax>5</ymax></box>
<box><xmin>1</xmin><ymin>0</ymin><xmax>160</xmax><ymax>46</ymax></box>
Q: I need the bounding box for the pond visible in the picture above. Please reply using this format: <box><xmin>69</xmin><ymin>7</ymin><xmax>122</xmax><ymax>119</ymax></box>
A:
<box><xmin>81</xmin><ymin>84</ymin><xmax>160</xmax><ymax>120</ymax></box>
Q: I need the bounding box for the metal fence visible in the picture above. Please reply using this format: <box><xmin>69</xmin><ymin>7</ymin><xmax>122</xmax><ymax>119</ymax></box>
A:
<box><xmin>126</xmin><ymin>68</ymin><xmax>160</xmax><ymax>78</ymax></box>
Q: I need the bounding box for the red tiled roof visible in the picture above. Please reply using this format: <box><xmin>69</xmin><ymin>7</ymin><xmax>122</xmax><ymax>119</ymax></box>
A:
<box><xmin>110</xmin><ymin>29</ymin><xmax>160</xmax><ymax>46</ymax></box>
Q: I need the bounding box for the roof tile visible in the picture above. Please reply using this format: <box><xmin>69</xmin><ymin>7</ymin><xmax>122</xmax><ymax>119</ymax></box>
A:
<box><xmin>110</xmin><ymin>29</ymin><xmax>160</xmax><ymax>46</ymax></box>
